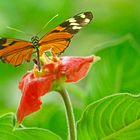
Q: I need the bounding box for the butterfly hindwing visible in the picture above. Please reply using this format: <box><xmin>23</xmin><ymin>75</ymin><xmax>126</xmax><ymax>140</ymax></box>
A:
<box><xmin>0</xmin><ymin>38</ymin><xmax>33</xmax><ymax>66</ymax></box>
<box><xmin>39</xmin><ymin>11</ymin><xmax>93</xmax><ymax>55</ymax></box>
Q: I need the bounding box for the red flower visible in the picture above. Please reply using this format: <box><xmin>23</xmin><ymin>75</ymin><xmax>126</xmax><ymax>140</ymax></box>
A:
<box><xmin>17</xmin><ymin>54</ymin><xmax>100</xmax><ymax>124</ymax></box>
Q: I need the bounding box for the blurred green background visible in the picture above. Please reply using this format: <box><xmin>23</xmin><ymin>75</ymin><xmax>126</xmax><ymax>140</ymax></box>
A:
<box><xmin>0</xmin><ymin>0</ymin><xmax>140</xmax><ymax>139</ymax></box>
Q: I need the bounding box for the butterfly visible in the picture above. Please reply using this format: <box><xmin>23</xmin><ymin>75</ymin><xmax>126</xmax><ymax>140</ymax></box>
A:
<box><xmin>0</xmin><ymin>11</ymin><xmax>93</xmax><ymax>69</ymax></box>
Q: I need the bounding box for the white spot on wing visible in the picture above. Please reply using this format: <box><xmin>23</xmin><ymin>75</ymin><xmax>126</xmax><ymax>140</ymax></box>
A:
<box><xmin>69</xmin><ymin>18</ymin><xmax>76</xmax><ymax>23</ymax></box>
<box><xmin>70</xmin><ymin>22</ymin><xmax>79</xmax><ymax>26</ymax></box>
<box><xmin>72</xmin><ymin>26</ymin><xmax>82</xmax><ymax>30</ymax></box>
<box><xmin>84</xmin><ymin>18</ymin><xmax>90</xmax><ymax>23</ymax></box>
<box><xmin>80</xmin><ymin>14</ymin><xmax>86</xmax><ymax>18</ymax></box>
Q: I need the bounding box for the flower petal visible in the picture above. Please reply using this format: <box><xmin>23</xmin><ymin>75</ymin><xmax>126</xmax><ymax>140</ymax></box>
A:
<box><xmin>17</xmin><ymin>71</ymin><xmax>53</xmax><ymax>124</ymax></box>
<box><xmin>59</xmin><ymin>56</ymin><xmax>95</xmax><ymax>82</ymax></box>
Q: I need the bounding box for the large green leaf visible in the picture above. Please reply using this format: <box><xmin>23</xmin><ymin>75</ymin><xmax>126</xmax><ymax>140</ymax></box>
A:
<box><xmin>87</xmin><ymin>36</ymin><xmax>140</xmax><ymax>102</ymax></box>
<box><xmin>0</xmin><ymin>113</ymin><xmax>62</xmax><ymax>140</ymax></box>
<box><xmin>77</xmin><ymin>93</ymin><xmax>140</xmax><ymax>140</ymax></box>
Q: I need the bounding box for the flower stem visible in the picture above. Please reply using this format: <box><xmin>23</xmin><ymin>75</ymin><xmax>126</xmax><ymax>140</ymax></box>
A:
<box><xmin>58</xmin><ymin>86</ymin><xmax>77</xmax><ymax>140</ymax></box>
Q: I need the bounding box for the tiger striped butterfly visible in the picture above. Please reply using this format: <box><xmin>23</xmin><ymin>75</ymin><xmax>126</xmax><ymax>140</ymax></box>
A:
<box><xmin>0</xmin><ymin>12</ymin><xmax>93</xmax><ymax>70</ymax></box>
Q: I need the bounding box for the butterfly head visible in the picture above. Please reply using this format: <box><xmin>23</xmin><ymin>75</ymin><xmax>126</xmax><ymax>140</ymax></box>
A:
<box><xmin>31</xmin><ymin>36</ymin><xmax>39</xmax><ymax>47</ymax></box>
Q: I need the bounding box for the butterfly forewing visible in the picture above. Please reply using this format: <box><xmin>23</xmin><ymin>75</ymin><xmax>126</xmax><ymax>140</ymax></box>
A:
<box><xmin>0</xmin><ymin>38</ymin><xmax>33</xmax><ymax>66</ymax></box>
<box><xmin>39</xmin><ymin>11</ymin><xmax>93</xmax><ymax>55</ymax></box>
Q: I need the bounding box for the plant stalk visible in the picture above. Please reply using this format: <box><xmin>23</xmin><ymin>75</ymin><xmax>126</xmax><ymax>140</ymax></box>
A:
<box><xmin>58</xmin><ymin>86</ymin><xmax>77</xmax><ymax>140</ymax></box>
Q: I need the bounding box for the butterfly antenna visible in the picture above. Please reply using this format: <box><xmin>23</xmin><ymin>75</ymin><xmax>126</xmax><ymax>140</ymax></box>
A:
<box><xmin>6</xmin><ymin>26</ymin><xmax>34</xmax><ymax>36</ymax></box>
<box><xmin>36</xmin><ymin>14</ymin><xmax>59</xmax><ymax>35</ymax></box>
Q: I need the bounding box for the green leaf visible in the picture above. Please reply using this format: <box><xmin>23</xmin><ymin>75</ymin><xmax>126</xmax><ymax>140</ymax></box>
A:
<box><xmin>0</xmin><ymin>113</ymin><xmax>62</xmax><ymax>140</ymax></box>
<box><xmin>77</xmin><ymin>93</ymin><xmax>140</xmax><ymax>140</ymax></box>
<box><xmin>87</xmin><ymin>35</ymin><xmax>140</xmax><ymax>102</ymax></box>
<box><xmin>24</xmin><ymin>103</ymin><xmax>67</xmax><ymax>140</ymax></box>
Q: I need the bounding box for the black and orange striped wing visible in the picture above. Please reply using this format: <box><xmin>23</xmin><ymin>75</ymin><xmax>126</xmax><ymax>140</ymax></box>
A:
<box><xmin>0</xmin><ymin>38</ymin><xmax>33</xmax><ymax>66</ymax></box>
<box><xmin>39</xmin><ymin>11</ymin><xmax>93</xmax><ymax>55</ymax></box>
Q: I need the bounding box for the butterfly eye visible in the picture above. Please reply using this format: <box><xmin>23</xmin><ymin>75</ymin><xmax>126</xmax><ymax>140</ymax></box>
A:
<box><xmin>31</xmin><ymin>36</ymin><xmax>35</xmax><ymax>42</ymax></box>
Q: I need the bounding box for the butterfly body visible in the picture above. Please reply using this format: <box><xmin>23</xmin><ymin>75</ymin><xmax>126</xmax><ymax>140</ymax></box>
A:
<box><xmin>0</xmin><ymin>12</ymin><xmax>93</xmax><ymax>67</ymax></box>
